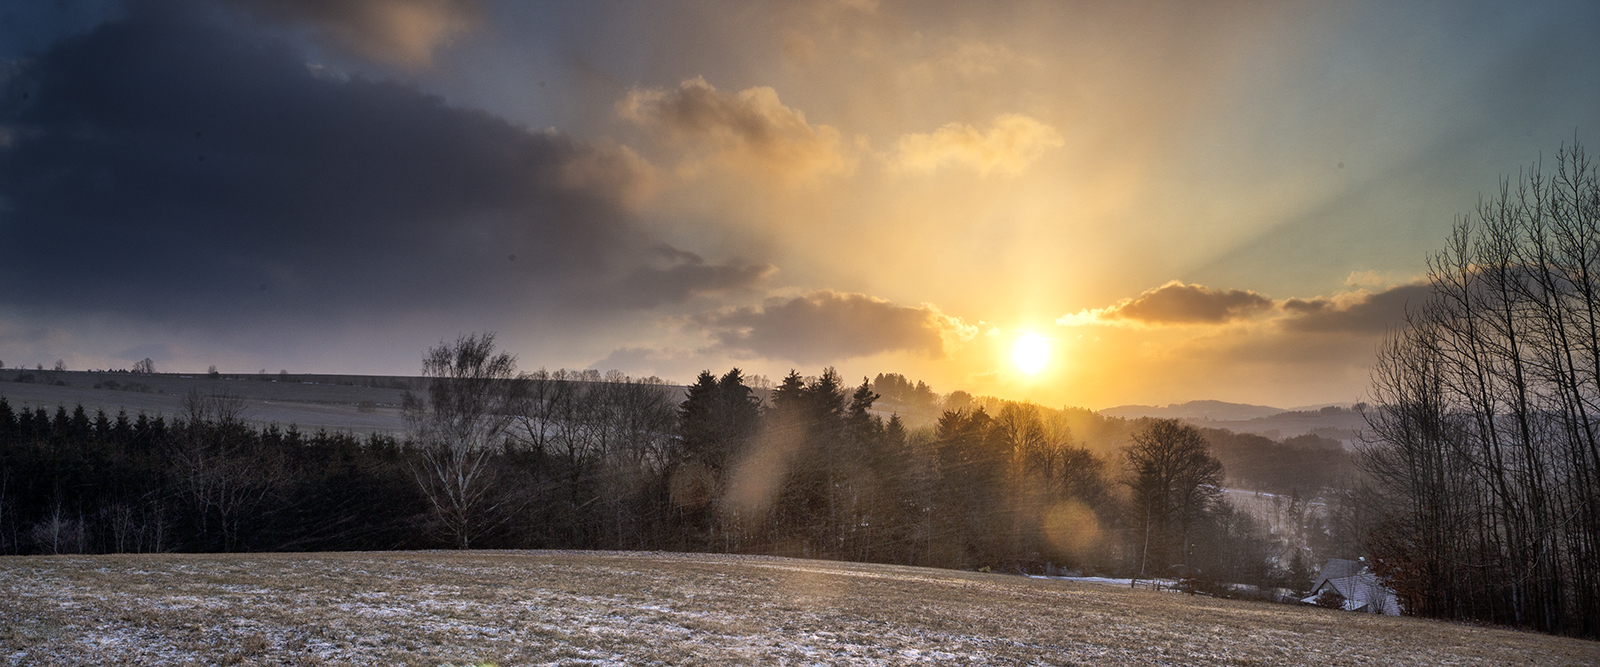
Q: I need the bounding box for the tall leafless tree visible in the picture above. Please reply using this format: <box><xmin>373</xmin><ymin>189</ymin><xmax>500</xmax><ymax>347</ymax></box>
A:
<box><xmin>167</xmin><ymin>389</ymin><xmax>282</xmax><ymax>551</ymax></box>
<box><xmin>1364</xmin><ymin>142</ymin><xmax>1600</xmax><ymax>637</ymax></box>
<box><xmin>404</xmin><ymin>333</ymin><xmax>525</xmax><ymax>549</ymax></box>
<box><xmin>1124</xmin><ymin>419</ymin><xmax>1223</xmax><ymax>578</ymax></box>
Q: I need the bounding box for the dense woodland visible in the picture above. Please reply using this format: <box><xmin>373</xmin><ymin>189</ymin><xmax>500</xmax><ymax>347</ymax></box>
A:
<box><xmin>1362</xmin><ymin>144</ymin><xmax>1600</xmax><ymax>637</ymax></box>
<box><xmin>0</xmin><ymin>336</ymin><xmax>1361</xmax><ymax>604</ymax></box>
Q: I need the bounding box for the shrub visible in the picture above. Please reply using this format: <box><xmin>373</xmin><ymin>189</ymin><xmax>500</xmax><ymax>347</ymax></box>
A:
<box><xmin>1315</xmin><ymin>588</ymin><xmax>1347</xmax><ymax>610</ymax></box>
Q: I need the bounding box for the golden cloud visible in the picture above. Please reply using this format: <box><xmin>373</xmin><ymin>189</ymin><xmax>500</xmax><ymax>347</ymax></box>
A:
<box><xmin>892</xmin><ymin>114</ymin><xmax>1064</xmax><ymax>176</ymax></box>
<box><xmin>619</xmin><ymin>77</ymin><xmax>856</xmax><ymax>185</ymax></box>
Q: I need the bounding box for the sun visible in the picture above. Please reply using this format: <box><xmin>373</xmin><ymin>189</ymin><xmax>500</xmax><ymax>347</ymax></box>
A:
<box><xmin>1012</xmin><ymin>332</ymin><xmax>1050</xmax><ymax>375</ymax></box>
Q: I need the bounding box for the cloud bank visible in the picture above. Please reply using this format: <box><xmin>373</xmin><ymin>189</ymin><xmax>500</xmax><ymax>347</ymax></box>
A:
<box><xmin>623</xmin><ymin>77</ymin><xmax>1065</xmax><ymax>182</ymax></box>
<box><xmin>1281</xmin><ymin>283</ymin><xmax>1431</xmax><ymax>334</ymax></box>
<box><xmin>1059</xmin><ymin>281</ymin><xmax>1274</xmax><ymax>326</ymax></box>
<box><xmin>1058</xmin><ymin>279</ymin><xmax>1425</xmax><ymax>331</ymax></box>
<box><xmin>0</xmin><ymin>3</ymin><xmax>750</xmax><ymax>331</ymax></box>
<box><xmin>694</xmin><ymin>290</ymin><xmax>974</xmax><ymax>365</ymax></box>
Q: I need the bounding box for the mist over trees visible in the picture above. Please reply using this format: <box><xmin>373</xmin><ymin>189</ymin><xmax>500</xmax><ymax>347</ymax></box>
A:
<box><xmin>1361</xmin><ymin>142</ymin><xmax>1600</xmax><ymax>637</ymax></box>
<box><xmin>1203</xmin><ymin>429</ymin><xmax>1353</xmax><ymax>495</ymax></box>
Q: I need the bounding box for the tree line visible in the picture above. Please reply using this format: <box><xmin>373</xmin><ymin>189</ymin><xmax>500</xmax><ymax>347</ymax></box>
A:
<box><xmin>1363</xmin><ymin>142</ymin><xmax>1600</xmax><ymax>638</ymax></box>
<box><xmin>0</xmin><ymin>332</ymin><xmax>1361</xmax><ymax>604</ymax></box>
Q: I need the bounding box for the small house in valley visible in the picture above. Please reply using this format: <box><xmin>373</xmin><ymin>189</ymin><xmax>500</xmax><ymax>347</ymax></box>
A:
<box><xmin>1302</xmin><ymin>558</ymin><xmax>1401</xmax><ymax>616</ymax></box>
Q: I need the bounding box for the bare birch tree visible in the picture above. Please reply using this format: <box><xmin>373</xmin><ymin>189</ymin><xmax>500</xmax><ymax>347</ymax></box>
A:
<box><xmin>405</xmin><ymin>333</ymin><xmax>524</xmax><ymax>549</ymax></box>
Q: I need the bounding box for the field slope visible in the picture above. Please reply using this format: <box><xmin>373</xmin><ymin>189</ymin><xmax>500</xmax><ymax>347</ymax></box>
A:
<box><xmin>3</xmin><ymin>551</ymin><xmax>1595</xmax><ymax>666</ymax></box>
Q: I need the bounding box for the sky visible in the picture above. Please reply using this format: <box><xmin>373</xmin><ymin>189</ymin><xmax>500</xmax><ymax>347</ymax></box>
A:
<box><xmin>1</xmin><ymin>0</ymin><xmax>1597</xmax><ymax>410</ymax></box>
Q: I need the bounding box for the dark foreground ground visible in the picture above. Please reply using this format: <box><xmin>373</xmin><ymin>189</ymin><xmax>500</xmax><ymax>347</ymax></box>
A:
<box><xmin>2</xmin><ymin>550</ymin><xmax>1595</xmax><ymax>666</ymax></box>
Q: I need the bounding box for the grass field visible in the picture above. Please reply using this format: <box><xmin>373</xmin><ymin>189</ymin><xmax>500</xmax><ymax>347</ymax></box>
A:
<box><xmin>2</xmin><ymin>551</ymin><xmax>1595</xmax><ymax>666</ymax></box>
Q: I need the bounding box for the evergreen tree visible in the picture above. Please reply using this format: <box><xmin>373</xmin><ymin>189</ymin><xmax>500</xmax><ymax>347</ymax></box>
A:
<box><xmin>678</xmin><ymin>371</ymin><xmax>721</xmax><ymax>467</ymax></box>
<box><xmin>675</xmin><ymin>368</ymin><xmax>760</xmax><ymax>549</ymax></box>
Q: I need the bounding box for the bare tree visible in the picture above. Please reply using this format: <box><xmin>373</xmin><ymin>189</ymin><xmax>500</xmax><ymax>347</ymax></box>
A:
<box><xmin>28</xmin><ymin>503</ymin><xmax>86</xmax><ymax>554</ymax></box>
<box><xmin>0</xmin><ymin>473</ymin><xmax>12</xmax><ymax>553</ymax></box>
<box><xmin>167</xmin><ymin>389</ymin><xmax>281</xmax><ymax>550</ymax></box>
<box><xmin>180</xmin><ymin>388</ymin><xmax>246</xmax><ymax>425</ymax></box>
<box><xmin>1364</xmin><ymin>142</ymin><xmax>1600</xmax><ymax>637</ymax></box>
<box><xmin>404</xmin><ymin>332</ymin><xmax>525</xmax><ymax>549</ymax></box>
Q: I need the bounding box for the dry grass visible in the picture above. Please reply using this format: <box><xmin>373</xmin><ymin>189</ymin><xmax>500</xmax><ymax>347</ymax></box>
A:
<box><xmin>2</xmin><ymin>550</ymin><xmax>1595</xmax><ymax>665</ymax></box>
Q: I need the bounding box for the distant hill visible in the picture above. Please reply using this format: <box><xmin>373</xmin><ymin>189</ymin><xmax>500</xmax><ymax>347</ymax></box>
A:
<box><xmin>0</xmin><ymin>369</ymin><xmax>425</xmax><ymax>435</ymax></box>
<box><xmin>1286</xmin><ymin>402</ymin><xmax>1357</xmax><ymax>412</ymax></box>
<box><xmin>1099</xmin><ymin>400</ymin><xmax>1285</xmax><ymax>422</ymax></box>
<box><xmin>1097</xmin><ymin>399</ymin><xmax>1368</xmax><ymax>446</ymax></box>
<box><xmin>0</xmin><ymin>369</ymin><xmax>690</xmax><ymax>436</ymax></box>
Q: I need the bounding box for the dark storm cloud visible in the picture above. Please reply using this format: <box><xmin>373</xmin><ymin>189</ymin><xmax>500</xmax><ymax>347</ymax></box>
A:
<box><xmin>605</xmin><ymin>245</ymin><xmax>775</xmax><ymax>308</ymax></box>
<box><xmin>1103</xmin><ymin>281</ymin><xmax>1274</xmax><ymax>325</ymax></box>
<box><xmin>0</xmin><ymin>3</ymin><xmax>739</xmax><ymax>324</ymax></box>
<box><xmin>694</xmin><ymin>291</ymin><xmax>971</xmax><ymax>364</ymax></box>
<box><xmin>1281</xmin><ymin>283</ymin><xmax>1431</xmax><ymax>334</ymax></box>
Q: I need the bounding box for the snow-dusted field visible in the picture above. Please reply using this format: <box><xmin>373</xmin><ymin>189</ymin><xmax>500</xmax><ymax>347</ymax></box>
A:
<box><xmin>3</xmin><ymin>551</ymin><xmax>1595</xmax><ymax>666</ymax></box>
<box><xmin>0</xmin><ymin>370</ymin><xmax>416</xmax><ymax>435</ymax></box>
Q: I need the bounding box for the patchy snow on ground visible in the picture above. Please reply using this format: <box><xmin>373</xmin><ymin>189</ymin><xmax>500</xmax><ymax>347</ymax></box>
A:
<box><xmin>2</xmin><ymin>550</ymin><xmax>1595</xmax><ymax>666</ymax></box>
<box><xmin>1029</xmin><ymin>574</ymin><xmax>1189</xmax><ymax>592</ymax></box>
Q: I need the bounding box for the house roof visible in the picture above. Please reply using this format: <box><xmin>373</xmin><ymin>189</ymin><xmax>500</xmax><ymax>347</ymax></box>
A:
<box><xmin>1309</xmin><ymin>571</ymin><xmax>1401</xmax><ymax>615</ymax></box>
<box><xmin>1311</xmin><ymin>558</ymin><xmax>1364</xmax><ymax>592</ymax></box>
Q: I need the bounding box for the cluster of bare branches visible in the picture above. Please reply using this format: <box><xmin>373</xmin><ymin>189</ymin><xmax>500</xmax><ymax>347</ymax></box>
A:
<box><xmin>403</xmin><ymin>334</ymin><xmax>679</xmax><ymax>550</ymax></box>
<box><xmin>161</xmin><ymin>389</ymin><xmax>286</xmax><ymax>552</ymax></box>
<box><xmin>403</xmin><ymin>334</ymin><xmax>525</xmax><ymax>549</ymax></box>
<box><xmin>1125</xmin><ymin>419</ymin><xmax>1223</xmax><ymax>578</ymax></box>
<box><xmin>1364</xmin><ymin>142</ymin><xmax>1600</xmax><ymax>637</ymax></box>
